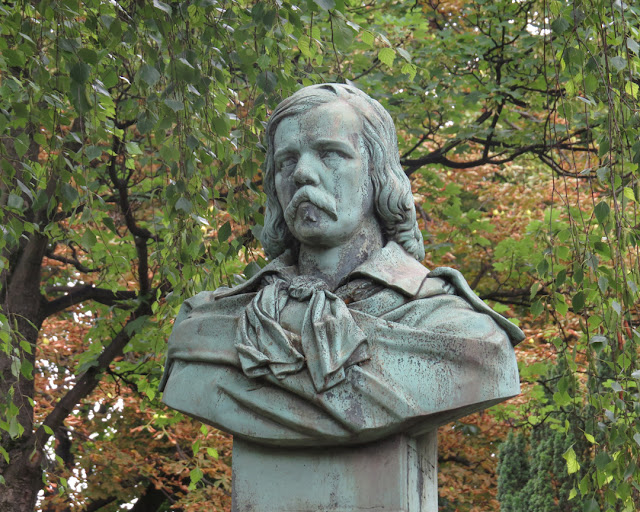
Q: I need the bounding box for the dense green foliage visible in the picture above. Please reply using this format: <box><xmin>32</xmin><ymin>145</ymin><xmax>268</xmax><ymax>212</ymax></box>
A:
<box><xmin>0</xmin><ymin>0</ymin><xmax>638</xmax><ymax>510</ymax></box>
<box><xmin>495</xmin><ymin>1</ymin><xmax>640</xmax><ymax>510</ymax></box>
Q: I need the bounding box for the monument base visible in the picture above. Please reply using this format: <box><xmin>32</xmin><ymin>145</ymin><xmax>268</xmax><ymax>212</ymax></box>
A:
<box><xmin>231</xmin><ymin>431</ymin><xmax>438</xmax><ymax>512</ymax></box>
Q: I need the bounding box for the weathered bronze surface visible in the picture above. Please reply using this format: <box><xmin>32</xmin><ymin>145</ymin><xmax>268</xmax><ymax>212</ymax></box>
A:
<box><xmin>159</xmin><ymin>83</ymin><xmax>523</xmax><ymax>448</ymax></box>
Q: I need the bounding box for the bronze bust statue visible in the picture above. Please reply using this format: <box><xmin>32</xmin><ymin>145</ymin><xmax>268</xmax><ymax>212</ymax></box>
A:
<box><xmin>159</xmin><ymin>83</ymin><xmax>523</xmax><ymax>447</ymax></box>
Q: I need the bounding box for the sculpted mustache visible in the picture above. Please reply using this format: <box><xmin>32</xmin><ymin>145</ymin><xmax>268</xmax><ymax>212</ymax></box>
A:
<box><xmin>284</xmin><ymin>188</ymin><xmax>338</xmax><ymax>224</ymax></box>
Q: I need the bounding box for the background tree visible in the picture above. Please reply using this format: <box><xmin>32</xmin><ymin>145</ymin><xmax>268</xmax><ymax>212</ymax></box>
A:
<box><xmin>1</xmin><ymin>0</ymin><xmax>638</xmax><ymax>511</ymax></box>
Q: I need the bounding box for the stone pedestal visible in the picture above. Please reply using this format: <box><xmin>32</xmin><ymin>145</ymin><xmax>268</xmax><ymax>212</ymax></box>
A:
<box><xmin>231</xmin><ymin>430</ymin><xmax>438</xmax><ymax>512</ymax></box>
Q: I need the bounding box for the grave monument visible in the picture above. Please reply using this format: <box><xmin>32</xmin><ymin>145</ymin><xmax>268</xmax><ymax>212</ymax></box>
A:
<box><xmin>159</xmin><ymin>83</ymin><xmax>524</xmax><ymax>511</ymax></box>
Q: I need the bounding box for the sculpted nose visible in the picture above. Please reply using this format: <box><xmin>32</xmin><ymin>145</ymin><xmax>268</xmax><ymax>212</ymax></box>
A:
<box><xmin>292</xmin><ymin>154</ymin><xmax>320</xmax><ymax>187</ymax></box>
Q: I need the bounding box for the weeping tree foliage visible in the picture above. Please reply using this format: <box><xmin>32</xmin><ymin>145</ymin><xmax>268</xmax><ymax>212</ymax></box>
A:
<box><xmin>0</xmin><ymin>1</ymin><xmax>370</xmax><ymax>509</ymax></box>
<box><xmin>0</xmin><ymin>0</ymin><xmax>639</xmax><ymax>511</ymax></box>
<box><xmin>497</xmin><ymin>0</ymin><xmax>640</xmax><ymax>510</ymax></box>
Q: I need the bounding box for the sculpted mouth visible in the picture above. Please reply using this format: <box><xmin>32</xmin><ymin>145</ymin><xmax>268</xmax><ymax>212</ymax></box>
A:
<box><xmin>284</xmin><ymin>188</ymin><xmax>338</xmax><ymax>226</ymax></box>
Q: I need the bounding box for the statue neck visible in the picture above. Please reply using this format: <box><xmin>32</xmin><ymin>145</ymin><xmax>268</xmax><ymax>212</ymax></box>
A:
<box><xmin>296</xmin><ymin>220</ymin><xmax>384</xmax><ymax>291</ymax></box>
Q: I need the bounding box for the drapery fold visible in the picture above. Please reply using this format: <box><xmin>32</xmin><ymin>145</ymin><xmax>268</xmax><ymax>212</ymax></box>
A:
<box><xmin>236</xmin><ymin>274</ymin><xmax>368</xmax><ymax>392</ymax></box>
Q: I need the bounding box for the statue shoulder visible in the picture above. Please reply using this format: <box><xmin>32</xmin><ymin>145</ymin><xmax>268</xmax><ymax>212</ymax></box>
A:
<box><xmin>425</xmin><ymin>267</ymin><xmax>525</xmax><ymax>346</ymax></box>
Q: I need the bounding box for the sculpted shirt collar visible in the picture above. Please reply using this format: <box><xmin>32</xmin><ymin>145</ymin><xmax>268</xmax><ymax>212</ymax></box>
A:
<box><xmin>215</xmin><ymin>241</ymin><xmax>428</xmax><ymax>300</ymax></box>
<box><xmin>214</xmin><ymin>241</ymin><xmax>525</xmax><ymax>346</ymax></box>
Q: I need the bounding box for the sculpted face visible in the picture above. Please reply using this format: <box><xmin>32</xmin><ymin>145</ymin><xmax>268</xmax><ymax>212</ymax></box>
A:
<box><xmin>273</xmin><ymin>101</ymin><xmax>375</xmax><ymax>249</ymax></box>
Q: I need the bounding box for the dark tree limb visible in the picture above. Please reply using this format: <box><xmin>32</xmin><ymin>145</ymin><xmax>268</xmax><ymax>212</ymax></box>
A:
<box><xmin>401</xmin><ymin>127</ymin><xmax>595</xmax><ymax>175</ymax></box>
<box><xmin>44</xmin><ymin>250</ymin><xmax>99</xmax><ymax>274</ymax></box>
<box><xmin>129</xmin><ymin>483</ymin><xmax>167</xmax><ymax>512</ymax></box>
<box><xmin>42</xmin><ymin>285</ymin><xmax>137</xmax><ymax>318</ymax></box>
<box><xmin>82</xmin><ymin>497</ymin><xmax>118</xmax><ymax>512</ymax></box>
<box><xmin>136</xmin><ymin>237</ymin><xmax>150</xmax><ymax>296</ymax></box>
<box><xmin>33</xmin><ymin>302</ymin><xmax>153</xmax><ymax>453</ymax></box>
<box><xmin>106</xmin><ymin>133</ymin><xmax>159</xmax><ymax>243</ymax></box>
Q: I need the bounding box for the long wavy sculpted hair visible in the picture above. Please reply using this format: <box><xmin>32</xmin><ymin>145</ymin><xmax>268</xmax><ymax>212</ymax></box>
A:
<box><xmin>260</xmin><ymin>83</ymin><xmax>425</xmax><ymax>261</ymax></box>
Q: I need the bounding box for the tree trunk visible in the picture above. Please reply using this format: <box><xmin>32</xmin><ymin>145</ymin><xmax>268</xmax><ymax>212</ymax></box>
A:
<box><xmin>0</xmin><ymin>120</ymin><xmax>48</xmax><ymax>511</ymax></box>
<box><xmin>0</xmin><ymin>231</ymin><xmax>48</xmax><ymax>512</ymax></box>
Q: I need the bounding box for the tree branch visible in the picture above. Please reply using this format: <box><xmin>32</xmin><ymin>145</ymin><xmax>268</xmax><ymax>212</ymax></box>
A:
<box><xmin>83</xmin><ymin>497</ymin><xmax>118</xmax><ymax>512</ymax></box>
<box><xmin>106</xmin><ymin>134</ymin><xmax>159</xmax><ymax>242</ymax></box>
<box><xmin>42</xmin><ymin>285</ymin><xmax>137</xmax><ymax>318</ymax></box>
<box><xmin>33</xmin><ymin>302</ymin><xmax>152</xmax><ymax>452</ymax></box>
<box><xmin>401</xmin><ymin>127</ymin><xmax>595</xmax><ymax>175</ymax></box>
<box><xmin>45</xmin><ymin>249</ymin><xmax>100</xmax><ymax>274</ymax></box>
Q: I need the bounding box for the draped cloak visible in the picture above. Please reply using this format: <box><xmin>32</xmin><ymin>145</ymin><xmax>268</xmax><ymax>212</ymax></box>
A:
<box><xmin>159</xmin><ymin>242</ymin><xmax>524</xmax><ymax>447</ymax></box>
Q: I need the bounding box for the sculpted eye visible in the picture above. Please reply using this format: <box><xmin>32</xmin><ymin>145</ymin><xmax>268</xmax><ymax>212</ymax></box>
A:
<box><xmin>319</xmin><ymin>149</ymin><xmax>348</xmax><ymax>161</ymax></box>
<box><xmin>277</xmin><ymin>156</ymin><xmax>298</xmax><ymax>173</ymax></box>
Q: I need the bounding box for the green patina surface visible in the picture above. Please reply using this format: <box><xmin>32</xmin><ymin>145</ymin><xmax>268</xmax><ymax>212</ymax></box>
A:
<box><xmin>159</xmin><ymin>84</ymin><xmax>523</xmax><ymax>509</ymax></box>
<box><xmin>231</xmin><ymin>432</ymin><xmax>437</xmax><ymax>512</ymax></box>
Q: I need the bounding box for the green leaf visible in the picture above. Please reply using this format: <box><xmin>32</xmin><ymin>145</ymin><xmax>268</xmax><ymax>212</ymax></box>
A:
<box><xmin>3</xmin><ymin>49</ymin><xmax>26</xmax><ymax>67</ymax></box>
<box><xmin>153</xmin><ymin>0</ymin><xmax>172</xmax><ymax>15</ymax></box>
<box><xmin>531</xmin><ymin>299</ymin><xmax>543</xmax><ymax>317</ymax></box>
<box><xmin>256</xmin><ymin>71</ymin><xmax>277</xmax><ymax>93</ymax></box>
<box><xmin>7</xmin><ymin>193</ymin><xmax>24</xmax><ymax>211</ymax></box>
<box><xmin>218</xmin><ymin>221</ymin><xmax>231</xmax><ymax>242</ymax></box>
<box><xmin>190</xmin><ymin>467</ymin><xmax>203</xmax><ymax>485</ymax></box>
<box><xmin>125</xmin><ymin>142</ymin><xmax>143</xmax><ymax>156</ymax></box>
<box><xmin>313</xmin><ymin>0</ymin><xmax>335</xmax><ymax>10</ymax></box>
<box><xmin>397</xmin><ymin>47</ymin><xmax>411</xmax><ymax>63</ymax></box>
<box><xmin>78</xmin><ymin>48</ymin><xmax>98</xmax><ymax>65</ymax></box>
<box><xmin>175</xmin><ymin>197</ymin><xmax>193</xmax><ymax>213</ymax></box>
<box><xmin>378</xmin><ymin>47</ymin><xmax>396</xmax><ymax>67</ymax></box>
<box><xmin>139</xmin><ymin>65</ymin><xmax>161</xmax><ymax>86</ymax></box>
<box><xmin>13</xmin><ymin>133</ymin><xmax>30</xmax><ymax>158</ymax></box>
<box><xmin>563</xmin><ymin>445</ymin><xmax>580</xmax><ymax>474</ymax></box>
<box><xmin>20</xmin><ymin>358</ymin><xmax>33</xmax><ymax>379</ymax></box>
<box><xmin>207</xmin><ymin>447</ymin><xmax>219</xmax><ymax>459</ymax></box>
<box><xmin>61</xmin><ymin>183</ymin><xmax>79</xmax><ymax>204</ymax></box>
<box><xmin>596</xmin><ymin>166</ymin><xmax>609</xmax><ymax>181</ymax></box>
<box><xmin>244</xmin><ymin>262</ymin><xmax>261</xmax><ymax>279</ymax></box>
<box><xmin>594</xmin><ymin>451</ymin><xmax>611</xmax><ymax>470</ymax></box>
<box><xmin>70</xmin><ymin>62</ymin><xmax>91</xmax><ymax>84</ymax></box>
<box><xmin>554</xmin><ymin>390</ymin><xmax>571</xmax><ymax>406</ymax></box>
<box><xmin>594</xmin><ymin>201</ymin><xmax>610</xmax><ymax>224</ymax></box>
<box><xmin>361</xmin><ymin>31</ymin><xmax>374</xmax><ymax>47</ymax></box>
<box><xmin>610</xmin><ymin>56</ymin><xmax>626</xmax><ymax>72</ymax></box>
<box><xmin>82</xmin><ymin>145</ymin><xmax>101</xmax><ymax>162</ymax></box>
<box><xmin>611</xmin><ymin>300</ymin><xmax>621</xmax><ymax>315</ymax></box>
<box><xmin>626</xmin><ymin>37</ymin><xmax>639</xmax><ymax>55</ymax></box>
<box><xmin>623</xmin><ymin>187</ymin><xmax>636</xmax><ymax>202</ymax></box>
<box><xmin>572</xmin><ymin>291</ymin><xmax>584</xmax><ymax>312</ymax></box>
<box><xmin>125</xmin><ymin>316</ymin><xmax>149</xmax><ymax>336</ymax></box>
<box><xmin>0</xmin><ymin>445</ymin><xmax>9</xmax><ymax>464</ymax></box>
<box><xmin>81</xmin><ymin>229</ymin><xmax>97</xmax><ymax>249</ymax></box>
<box><xmin>164</xmin><ymin>99</ymin><xmax>184</xmax><ymax>112</ymax></box>
<box><xmin>551</xmin><ymin>17</ymin><xmax>570</xmax><ymax>34</ymax></box>
<box><xmin>597</xmin><ymin>275</ymin><xmax>608</xmax><ymax>292</ymax></box>
<box><xmin>401</xmin><ymin>63</ymin><xmax>417</xmax><ymax>81</ymax></box>
<box><xmin>298</xmin><ymin>37</ymin><xmax>311</xmax><ymax>58</ymax></box>
<box><xmin>10</xmin><ymin>356</ymin><xmax>20</xmax><ymax>377</ymax></box>
<box><xmin>8</xmin><ymin>417</ymin><xmax>20</xmax><ymax>439</ymax></box>
<box><xmin>332</xmin><ymin>17</ymin><xmax>355</xmax><ymax>49</ymax></box>
<box><xmin>583</xmin><ymin>498</ymin><xmax>599</xmax><ymax>512</ymax></box>
<box><xmin>69</xmin><ymin>83</ymin><xmax>92</xmax><ymax>113</ymax></box>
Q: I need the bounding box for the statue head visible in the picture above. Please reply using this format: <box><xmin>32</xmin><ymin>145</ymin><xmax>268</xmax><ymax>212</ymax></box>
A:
<box><xmin>260</xmin><ymin>83</ymin><xmax>425</xmax><ymax>261</ymax></box>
